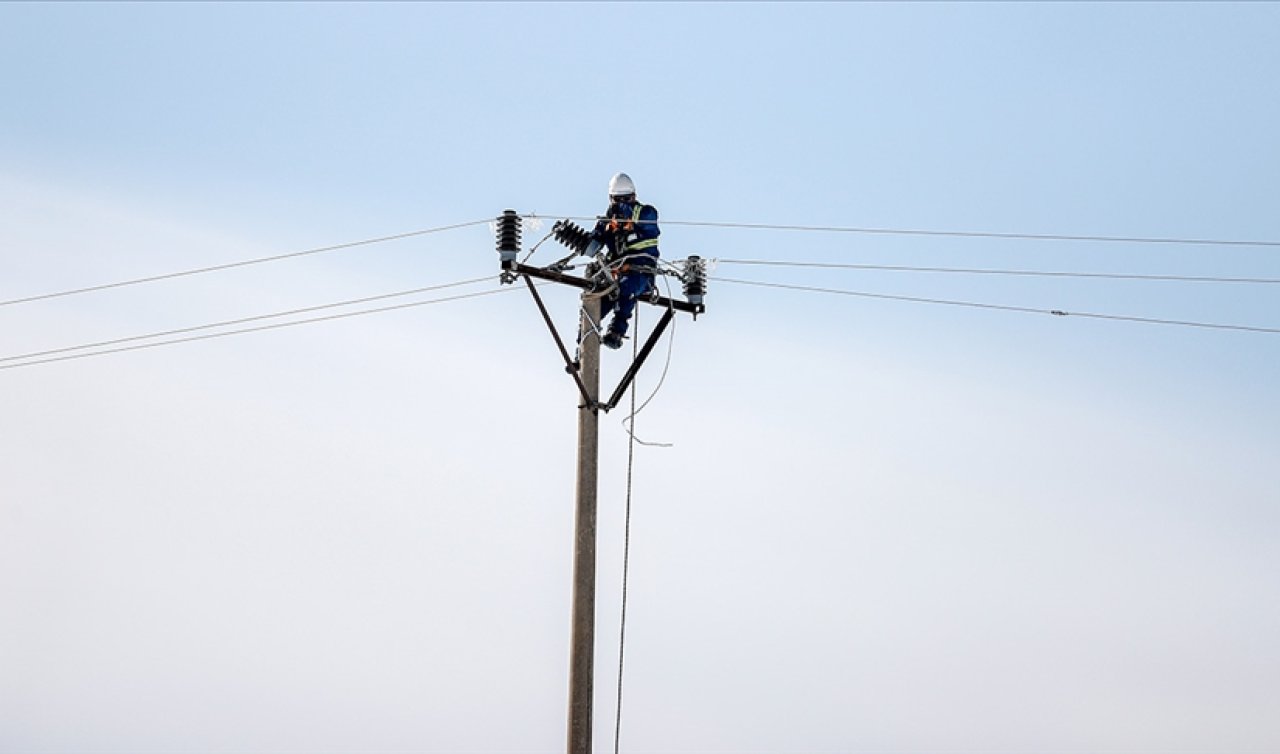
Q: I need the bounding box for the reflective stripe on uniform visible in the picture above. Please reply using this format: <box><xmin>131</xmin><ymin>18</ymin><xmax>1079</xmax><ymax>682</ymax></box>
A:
<box><xmin>624</xmin><ymin>204</ymin><xmax>659</xmax><ymax>253</ymax></box>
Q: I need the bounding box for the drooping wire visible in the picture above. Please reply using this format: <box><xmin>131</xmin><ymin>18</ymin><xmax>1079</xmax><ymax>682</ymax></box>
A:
<box><xmin>613</xmin><ymin>308</ymin><xmax>641</xmax><ymax>754</ymax></box>
<box><xmin>0</xmin><ymin>283</ymin><xmax>519</xmax><ymax>371</ymax></box>
<box><xmin>0</xmin><ymin>277</ymin><xmax>494</xmax><ymax>364</ymax></box>
<box><xmin>530</xmin><ymin>214</ymin><xmax>1280</xmax><ymax>249</ymax></box>
<box><xmin>577</xmin><ymin>284</ymin><xmax>611</xmax><ymax>360</ymax></box>
<box><xmin>610</xmin><ymin>271</ymin><xmax>689</xmax><ymax>750</ymax></box>
<box><xmin>715</xmin><ymin>259</ymin><xmax>1280</xmax><ymax>284</ymax></box>
<box><xmin>713</xmin><ymin>276</ymin><xmax>1280</xmax><ymax>335</ymax></box>
<box><xmin>0</xmin><ymin>218</ymin><xmax>493</xmax><ymax>308</ymax></box>
<box><xmin>620</xmin><ymin>276</ymin><xmax>677</xmax><ymax>449</ymax></box>
<box><xmin>520</xmin><ymin>228</ymin><xmax>557</xmax><ymax>265</ymax></box>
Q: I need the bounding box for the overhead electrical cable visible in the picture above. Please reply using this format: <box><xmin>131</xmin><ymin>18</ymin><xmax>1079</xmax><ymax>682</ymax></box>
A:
<box><xmin>8</xmin><ymin>213</ymin><xmax>1273</xmax><ymax>310</ymax></box>
<box><xmin>536</xmin><ymin>214</ymin><xmax>1280</xmax><ymax>249</ymax></box>
<box><xmin>0</xmin><ymin>218</ymin><xmax>493</xmax><ymax>308</ymax></box>
<box><xmin>0</xmin><ymin>277</ymin><xmax>494</xmax><ymax>364</ymax></box>
<box><xmin>713</xmin><ymin>276</ymin><xmax>1280</xmax><ymax>335</ymax></box>
<box><xmin>716</xmin><ymin>259</ymin><xmax>1280</xmax><ymax>284</ymax></box>
<box><xmin>0</xmin><ymin>283</ymin><xmax>519</xmax><ymax>371</ymax></box>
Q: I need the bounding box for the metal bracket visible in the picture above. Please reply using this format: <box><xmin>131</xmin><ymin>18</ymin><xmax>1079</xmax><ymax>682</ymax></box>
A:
<box><xmin>523</xmin><ymin>275</ymin><xmax>596</xmax><ymax>410</ymax></box>
<box><xmin>601</xmin><ymin>307</ymin><xmax>675</xmax><ymax>413</ymax></box>
<box><xmin>516</xmin><ymin>257</ymin><xmax>700</xmax><ymax>414</ymax></box>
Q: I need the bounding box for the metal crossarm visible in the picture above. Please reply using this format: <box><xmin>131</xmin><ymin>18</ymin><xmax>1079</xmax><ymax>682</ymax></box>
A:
<box><xmin>517</xmin><ymin>259</ymin><xmax>696</xmax><ymax>413</ymax></box>
<box><xmin>515</xmin><ymin>263</ymin><xmax>704</xmax><ymax>316</ymax></box>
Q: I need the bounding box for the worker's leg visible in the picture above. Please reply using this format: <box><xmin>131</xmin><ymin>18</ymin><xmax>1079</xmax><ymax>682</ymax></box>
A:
<box><xmin>607</xmin><ymin>273</ymin><xmax>653</xmax><ymax>336</ymax></box>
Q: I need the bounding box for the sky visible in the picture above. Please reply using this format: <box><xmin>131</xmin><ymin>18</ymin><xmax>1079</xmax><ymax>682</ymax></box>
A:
<box><xmin>2</xmin><ymin>2</ymin><xmax>1279</xmax><ymax>753</ymax></box>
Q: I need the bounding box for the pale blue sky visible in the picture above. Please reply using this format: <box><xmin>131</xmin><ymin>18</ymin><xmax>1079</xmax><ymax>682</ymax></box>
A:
<box><xmin>2</xmin><ymin>3</ymin><xmax>1278</xmax><ymax>753</ymax></box>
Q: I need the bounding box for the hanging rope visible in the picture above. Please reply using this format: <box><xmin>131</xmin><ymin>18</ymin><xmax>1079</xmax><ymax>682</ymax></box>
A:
<box><xmin>612</xmin><ymin>309</ymin><xmax>640</xmax><ymax>754</ymax></box>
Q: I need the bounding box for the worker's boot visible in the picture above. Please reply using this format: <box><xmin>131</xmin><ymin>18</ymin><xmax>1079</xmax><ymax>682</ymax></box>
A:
<box><xmin>602</xmin><ymin>330</ymin><xmax>624</xmax><ymax>350</ymax></box>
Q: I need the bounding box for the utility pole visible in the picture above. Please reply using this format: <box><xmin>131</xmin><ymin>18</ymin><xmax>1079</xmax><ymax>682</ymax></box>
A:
<box><xmin>495</xmin><ymin>210</ymin><xmax>705</xmax><ymax>754</ymax></box>
<box><xmin>567</xmin><ymin>296</ymin><xmax>600</xmax><ymax>754</ymax></box>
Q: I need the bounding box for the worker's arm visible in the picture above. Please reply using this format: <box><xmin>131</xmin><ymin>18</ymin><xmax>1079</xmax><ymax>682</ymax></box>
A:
<box><xmin>632</xmin><ymin>204</ymin><xmax>660</xmax><ymax>242</ymax></box>
<box><xmin>588</xmin><ymin>204</ymin><xmax>630</xmax><ymax>254</ymax></box>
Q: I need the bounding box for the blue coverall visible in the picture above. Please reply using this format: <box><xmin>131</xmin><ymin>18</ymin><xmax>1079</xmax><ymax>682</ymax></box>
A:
<box><xmin>591</xmin><ymin>199</ymin><xmax>660</xmax><ymax>339</ymax></box>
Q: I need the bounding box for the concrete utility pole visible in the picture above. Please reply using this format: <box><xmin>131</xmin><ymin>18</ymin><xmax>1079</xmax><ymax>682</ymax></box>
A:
<box><xmin>567</xmin><ymin>297</ymin><xmax>601</xmax><ymax>754</ymax></box>
<box><xmin>494</xmin><ymin>210</ymin><xmax>705</xmax><ymax>754</ymax></box>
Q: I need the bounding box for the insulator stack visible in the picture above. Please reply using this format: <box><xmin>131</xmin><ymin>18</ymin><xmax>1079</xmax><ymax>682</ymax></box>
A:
<box><xmin>683</xmin><ymin>255</ymin><xmax>707</xmax><ymax>306</ymax></box>
<box><xmin>552</xmin><ymin>220</ymin><xmax>593</xmax><ymax>255</ymax></box>
<box><xmin>496</xmin><ymin>210</ymin><xmax>522</xmax><ymax>270</ymax></box>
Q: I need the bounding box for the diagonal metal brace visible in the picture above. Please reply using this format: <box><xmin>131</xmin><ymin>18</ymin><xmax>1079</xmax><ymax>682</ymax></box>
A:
<box><xmin>524</xmin><ymin>275</ymin><xmax>595</xmax><ymax>409</ymax></box>
<box><xmin>602</xmin><ymin>307</ymin><xmax>675</xmax><ymax>413</ymax></box>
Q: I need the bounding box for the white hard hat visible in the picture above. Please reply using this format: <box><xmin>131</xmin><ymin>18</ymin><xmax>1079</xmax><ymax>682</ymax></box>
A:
<box><xmin>608</xmin><ymin>172</ymin><xmax>636</xmax><ymax>197</ymax></box>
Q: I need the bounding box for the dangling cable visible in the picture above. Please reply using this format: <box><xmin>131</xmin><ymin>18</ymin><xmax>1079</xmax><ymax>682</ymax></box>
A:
<box><xmin>612</xmin><ymin>321</ymin><xmax>641</xmax><ymax>754</ymax></box>
<box><xmin>620</xmin><ymin>275</ymin><xmax>677</xmax><ymax>448</ymax></box>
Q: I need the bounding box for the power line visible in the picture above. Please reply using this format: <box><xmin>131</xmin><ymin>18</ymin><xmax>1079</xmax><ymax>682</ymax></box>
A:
<box><xmin>9</xmin><ymin>213</ymin><xmax>1271</xmax><ymax>312</ymax></box>
<box><xmin>713</xmin><ymin>276</ymin><xmax>1280</xmax><ymax>335</ymax></box>
<box><xmin>537</xmin><ymin>214</ymin><xmax>1280</xmax><ymax>249</ymax></box>
<box><xmin>0</xmin><ymin>218</ymin><xmax>493</xmax><ymax>308</ymax></box>
<box><xmin>0</xmin><ymin>277</ymin><xmax>495</xmax><ymax>364</ymax></box>
<box><xmin>716</xmin><ymin>259</ymin><xmax>1280</xmax><ymax>284</ymax></box>
<box><xmin>0</xmin><ymin>284</ymin><xmax>518</xmax><ymax>372</ymax></box>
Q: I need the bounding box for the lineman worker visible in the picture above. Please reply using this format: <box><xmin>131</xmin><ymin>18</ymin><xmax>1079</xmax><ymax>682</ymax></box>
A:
<box><xmin>592</xmin><ymin>172</ymin><xmax>660</xmax><ymax>350</ymax></box>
